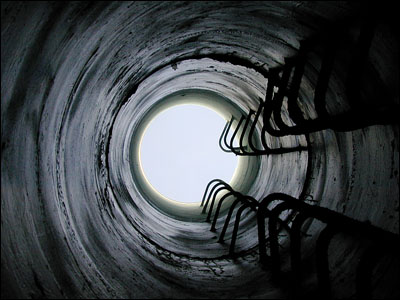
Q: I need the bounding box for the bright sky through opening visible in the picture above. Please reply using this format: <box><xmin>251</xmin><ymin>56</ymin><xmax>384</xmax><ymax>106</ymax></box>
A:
<box><xmin>140</xmin><ymin>104</ymin><xmax>238</xmax><ymax>204</ymax></box>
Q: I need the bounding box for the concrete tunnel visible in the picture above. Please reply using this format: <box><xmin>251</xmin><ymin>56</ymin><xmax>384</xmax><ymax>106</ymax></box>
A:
<box><xmin>1</xmin><ymin>1</ymin><xmax>399</xmax><ymax>299</ymax></box>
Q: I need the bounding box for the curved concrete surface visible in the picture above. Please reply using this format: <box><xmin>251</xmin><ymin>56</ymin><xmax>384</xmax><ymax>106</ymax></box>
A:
<box><xmin>1</xmin><ymin>1</ymin><xmax>398</xmax><ymax>299</ymax></box>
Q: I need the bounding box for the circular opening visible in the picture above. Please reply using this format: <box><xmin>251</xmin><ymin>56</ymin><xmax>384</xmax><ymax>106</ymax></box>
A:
<box><xmin>139</xmin><ymin>104</ymin><xmax>239</xmax><ymax>204</ymax></box>
<box><xmin>129</xmin><ymin>89</ymin><xmax>261</xmax><ymax>221</ymax></box>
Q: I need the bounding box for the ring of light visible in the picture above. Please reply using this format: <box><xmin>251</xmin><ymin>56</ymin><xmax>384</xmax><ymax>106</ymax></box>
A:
<box><xmin>129</xmin><ymin>89</ymin><xmax>261</xmax><ymax>221</ymax></box>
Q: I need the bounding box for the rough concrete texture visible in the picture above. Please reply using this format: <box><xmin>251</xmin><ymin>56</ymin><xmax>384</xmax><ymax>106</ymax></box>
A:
<box><xmin>1</xmin><ymin>1</ymin><xmax>398</xmax><ymax>299</ymax></box>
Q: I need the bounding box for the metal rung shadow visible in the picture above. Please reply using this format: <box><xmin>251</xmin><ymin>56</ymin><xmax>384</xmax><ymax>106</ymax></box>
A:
<box><xmin>257</xmin><ymin>193</ymin><xmax>400</xmax><ymax>299</ymax></box>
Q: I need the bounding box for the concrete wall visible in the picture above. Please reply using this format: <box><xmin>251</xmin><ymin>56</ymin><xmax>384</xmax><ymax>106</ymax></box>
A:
<box><xmin>1</xmin><ymin>2</ymin><xmax>398</xmax><ymax>298</ymax></box>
